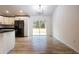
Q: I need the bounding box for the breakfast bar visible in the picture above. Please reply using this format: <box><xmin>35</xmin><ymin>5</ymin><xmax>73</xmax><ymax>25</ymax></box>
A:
<box><xmin>0</xmin><ymin>29</ymin><xmax>15</xmax><ymax>53</ymax></box>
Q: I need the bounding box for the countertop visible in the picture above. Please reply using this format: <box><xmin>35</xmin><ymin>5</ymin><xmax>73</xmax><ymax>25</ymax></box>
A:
<box><xmin>0</xmin><ymin>29</ymin><xmax>15</xmax><ymax>33</ymax></box>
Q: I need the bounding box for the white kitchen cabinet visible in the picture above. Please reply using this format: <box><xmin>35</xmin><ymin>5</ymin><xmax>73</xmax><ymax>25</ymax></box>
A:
<box><xmin>3</xmin><ymin>17</ymin><xmax>15</xmax><ymax>25</ymax></box>
<box><xmin>0</xmin><ymin>16</ymin><xmax>4</xmax><ymax>24</ymax></box>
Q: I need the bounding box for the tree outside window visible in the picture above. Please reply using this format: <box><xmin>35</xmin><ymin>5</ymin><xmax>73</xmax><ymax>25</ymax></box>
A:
<box><xmin>33</xmin><ymin>20</ymin><xmax>45</xmax><ymax>28</ymax></box>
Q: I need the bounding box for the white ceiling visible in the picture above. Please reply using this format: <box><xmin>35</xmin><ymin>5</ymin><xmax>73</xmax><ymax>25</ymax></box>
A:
<box><xmin>0</xmin><ymin>5</ymin><xmax>57</xmax><ymax>16</ymax></box>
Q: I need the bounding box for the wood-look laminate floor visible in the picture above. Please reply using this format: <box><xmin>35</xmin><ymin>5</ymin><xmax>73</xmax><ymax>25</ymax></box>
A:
<box><xmin>9</xmin><ymin>36</ymin><xmax>77</xmax><ymax>54</ymax></box>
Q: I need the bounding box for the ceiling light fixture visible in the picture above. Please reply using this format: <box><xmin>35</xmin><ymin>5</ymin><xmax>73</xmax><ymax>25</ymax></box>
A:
<box><xmin>6</xmin><ymin>10</ymin><xmax>9</xmax><ymax>13</ymax></box>
<box><xmin>19</xmin><ymin>10</ymin><xmax>23</xmax><ymax>13</ymax></box>
<box><xmin>32</xmin><ymin>5</ymin><xmax>46</xmax><ymax>12</ymax></box>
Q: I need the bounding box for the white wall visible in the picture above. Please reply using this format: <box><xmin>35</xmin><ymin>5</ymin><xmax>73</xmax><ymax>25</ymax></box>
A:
<box><xmin>52</xmin><ymin>5</ymin><xmax>79</xmax><ymax>53</ymax></box>
<box><xmin>46</xmin><ymin>16</ymin><xmax>52</xmax><ymax>36</ymax></box>
<box><xmin>29</xmin><ymin>15</ymin><xmax>52</xmax><ymax>36</ymax></box>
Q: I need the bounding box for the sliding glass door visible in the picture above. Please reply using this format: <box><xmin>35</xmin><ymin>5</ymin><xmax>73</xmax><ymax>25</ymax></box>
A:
<box><xmin>33</xmin><ymin>20</ymin><xmax>46</xmax><ymax>35</ymax></box>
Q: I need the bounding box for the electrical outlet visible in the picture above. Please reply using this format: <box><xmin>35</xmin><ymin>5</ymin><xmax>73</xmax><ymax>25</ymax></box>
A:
<box><xmin>73</xmin><ymin>40</ymin><xmax>76</xmax><ymax>43</ymax></box>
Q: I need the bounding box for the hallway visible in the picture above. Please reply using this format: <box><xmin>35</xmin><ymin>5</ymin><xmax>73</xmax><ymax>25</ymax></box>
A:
<box><xmin>9</xmin><ymin>36</ymin><xmax>76</xmax><ymax>54</ymax></box>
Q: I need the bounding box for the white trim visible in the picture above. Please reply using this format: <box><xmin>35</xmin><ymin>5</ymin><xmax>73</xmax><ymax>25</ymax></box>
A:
<box><xmin>53</xmin><ymin>33</ymin><xmax>79</xmax><ymax>53</ymax></box>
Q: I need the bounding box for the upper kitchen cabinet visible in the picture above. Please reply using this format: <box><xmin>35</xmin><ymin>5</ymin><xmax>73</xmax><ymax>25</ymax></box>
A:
<box><xmin>0</xmin><ymin>16</ymin><xmax>4</xmax><ymax>24</ymax></box>
<box><xmin>3</xmin><ymin>17</ymin><xmax>15</xmax><ymax>25</ymax></box>
<box><xmin>0</xmin><ymin>16</ymin><xmax>15</xmax><ymax>25</ymax></box>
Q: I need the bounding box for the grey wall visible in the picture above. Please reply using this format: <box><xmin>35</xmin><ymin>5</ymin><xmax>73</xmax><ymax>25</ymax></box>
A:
<box><xmin>52</xmin><ymin>5</ymin><xmax>79</xmax><ymax>52</ymax></box>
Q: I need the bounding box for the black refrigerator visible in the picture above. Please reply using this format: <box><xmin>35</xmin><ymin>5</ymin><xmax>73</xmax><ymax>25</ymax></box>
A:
<box><xmin>15</xmin><ymin>20</ymin><xmax>24</xmax><ymax>37</ymax></box>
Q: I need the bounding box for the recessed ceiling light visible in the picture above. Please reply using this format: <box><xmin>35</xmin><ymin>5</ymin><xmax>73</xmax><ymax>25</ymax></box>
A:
<box><xmin>6</xmin><ymin>10</ymin><xmax>9</xmax><ymax>13</ymax></box>
<box><xmin>19</xmin><ymin>10</ymin><xmax>23</xmax><ymax>13</ymax></box>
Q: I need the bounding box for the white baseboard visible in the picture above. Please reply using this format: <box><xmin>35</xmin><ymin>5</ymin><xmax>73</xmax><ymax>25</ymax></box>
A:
<box><xmin>53</xmin><ymin>34</ymin><xmax>79</xmax><ymax>53</ymax></box>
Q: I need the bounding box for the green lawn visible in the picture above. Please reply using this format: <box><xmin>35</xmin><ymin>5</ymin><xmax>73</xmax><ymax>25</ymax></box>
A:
<box><xmin>33</xmin><ymin>28</ymin><xmax>46</xmax><ymax>35</ymax></box>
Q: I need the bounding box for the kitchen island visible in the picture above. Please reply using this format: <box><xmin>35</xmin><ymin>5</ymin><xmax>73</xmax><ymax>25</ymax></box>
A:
<box><xmin>0</xmin><ymin>29</ymin><xmax>15</xmax><ymax>54</ymax></box>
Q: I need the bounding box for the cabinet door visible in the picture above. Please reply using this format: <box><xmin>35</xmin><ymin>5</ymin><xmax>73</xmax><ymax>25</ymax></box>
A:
<box><xmin>0</xmin><ymin>16</ymin><xmax>3</xmax><ymax>24</ymax></box>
